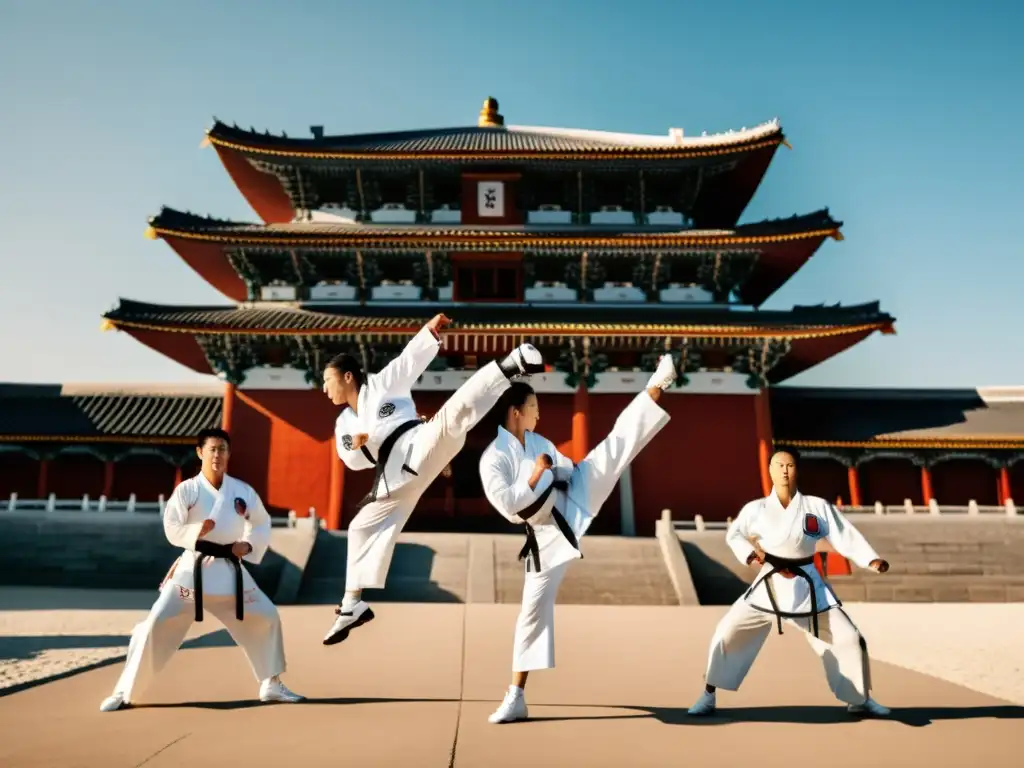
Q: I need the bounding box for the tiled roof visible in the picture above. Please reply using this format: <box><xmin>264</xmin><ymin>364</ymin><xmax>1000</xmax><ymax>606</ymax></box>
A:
<box><xmin>206</xmin><ymin>119</ymin><xmax>784</xmax><ymax>157</ymax></box>
<box><xmin>771</xmin><ymin>387</ymin><xmax>1024</xmax><ymax>445</ymax></box>
<box><xmin>0</xmin><ymin>384</ymin><xmax>222</xmax><ymax>440</ymax></box>
<box><xmin>148</xmin><ymin>208</ymin><xmax>840</xmax><ymax>247</ymax></box>
<box><xmin>102</xmin><ymin>300</ymin><xmax>894</xmax><ymax>338</ymax></box>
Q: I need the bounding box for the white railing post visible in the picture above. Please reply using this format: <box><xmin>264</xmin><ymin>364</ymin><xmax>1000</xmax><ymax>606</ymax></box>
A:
<box><xmin>7</xmin><ymin>492</ymin><xmax>16</xmax><ymax>512</ymax></box>
<box><xmin>904</xmin><ymin>498</ymin><xmax>914</xmax><ymax>515</ymax></box>
<box><xmin>929</xmin><ymin>499</ymin><xmax>940</xmax><ymax>515</ymax></box>
<box><xmin>158</xmin><ymin>494</ymin><xmax>166</xmax><ymax>515</ymax></box>
<box><xmin>874</xmin><ymin>501</ymin><xmax>884</xmax><ymax>515</ymax></box>
<box><xmin>81</xmin><ymin>494</ymin><xmax>90</xmax><ymax>512</ymax></box>
<box><xmin>127</xmin><ymin>493</ymin><xmax>136</xmax><ymax>514</ymax></box>
<box><xmin>46</xmin><ymin>493</ymin><xmax>56</xmax><ymax>513</ymax></box>
<box><xmin>97</xmin><ymin>495</ymin><xmax>107</xmax><ymax>513</ymax></box>
<box><xmin>287</xmin><ymin>510</ymin><xmax>297</xmax><ymax>528</ymax></box>
<box><xmin>694</xmin><ymin>514</ymin><xmax>706</xmax><ymax>532</ymax></box>
<box><xmin>968</xmin><ymin>500</ymin><xmax>979</xmax><ymax>516</ymax></box>
<box><xmin>1006</xmin><ymin>498</ymin><xmax>1017</xmax><ymax>517</ymax></box>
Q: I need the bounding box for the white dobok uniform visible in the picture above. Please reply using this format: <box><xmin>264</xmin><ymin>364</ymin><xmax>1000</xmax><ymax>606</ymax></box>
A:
<box><xmin>704</xmin><ymin>489</ymin><xmax>882</xmax><ymax>705</ymax></box>
<box><xmin>110</xmin><ymin>473</ymin><xmax>286</xmax><ymax>703</ymax></box>
<box><xmin>335</xmin><ymin>326</ymin><xmax>513</xmax><ymax>591</ymax></box>
<box><xmin>480</xmin><ymin>389</ymin><xmax>670</xmax><ymax>671</ymax></box>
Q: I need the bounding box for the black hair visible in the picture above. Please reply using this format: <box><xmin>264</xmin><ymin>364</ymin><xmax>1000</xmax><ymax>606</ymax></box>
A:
<box><xmin>197</xmin><ymin>427</ymin><xmax>231</xmax><ymax>450</ymax></box>
<box><xmin>325</xmin><ymin>352</ymin><xmax>365</xmax><ymax>389</ymax></box>
<box><xmin>770</xmin><ymin>447</ymin><xmax>801</xmax><ymax>465</ymax></box>
<box><xmin>496</xmin><ymin>381</ymin><xmax>536</xmax><ymax>428</ymax></box>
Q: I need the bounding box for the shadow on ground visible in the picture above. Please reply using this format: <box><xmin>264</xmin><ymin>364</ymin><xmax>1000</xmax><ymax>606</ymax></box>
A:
<box><xmin>0</xmin><ymin>629</ymin><xmax>237</xmax><ymax>662</ymax></box>
<box><xmin>517</xmin><ymin>703</ymin><xmax>1024</xmax><ymax>729</ymax></box>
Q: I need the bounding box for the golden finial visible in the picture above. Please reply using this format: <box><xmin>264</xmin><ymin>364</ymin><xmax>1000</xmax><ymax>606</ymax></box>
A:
<box><xmin>144</xmin><ymin>226</ymin><xmax>158</xmax><ymax>240</ymax></box>
<box><xmin>99</xmin><ymin>318</ymin><xmax>116</xmax><ymax>332</ymax></box>
<box><xmin>782</xmin><ymin>138</ymin><xmax>793</xmax><ymax>150</ymax></box>
<box><xmin>478</xmin><ymin>97</ymin><xmax>504</xmax><ymax>128</ymax></box>
<box><xmin>200</xmin><ymin>134</ymin><xmax>211</xmax><ymax>149</ymax></box>
<box><xmin>830</xmin><ymin>230</ymin><xmax>845</xmax><ymax>242</ymax></box>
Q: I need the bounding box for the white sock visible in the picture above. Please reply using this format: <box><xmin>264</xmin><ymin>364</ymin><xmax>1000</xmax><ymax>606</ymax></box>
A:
<box><xmin>341</xmin><ymin>593</ymin><xmax>360</xmax><ymax>611</ymax></box>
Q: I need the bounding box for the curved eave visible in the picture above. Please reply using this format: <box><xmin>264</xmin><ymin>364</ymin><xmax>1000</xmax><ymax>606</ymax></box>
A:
<box><xmin>777</xmin><ymin>438</ymin><xmax>1024</xmax><ymax>451</ymax></box>
<box><xmin>205</xmin><ymin>123</ymin><xmax>786</xmax><ymax>162</ymax></box>
<box><xmin>146</xmin><ymin>217</ymin><xmax>841</xmax><ymax>251</ymax></box>
<box><xmin>146</xmin><ymin>229</ymin><xmax>249</xmax><ymax>302</ymax></box>
<box><xmin>100</xmin><ymin>309</ymin><xmax>892</xmax><ymax>341</ymax></box>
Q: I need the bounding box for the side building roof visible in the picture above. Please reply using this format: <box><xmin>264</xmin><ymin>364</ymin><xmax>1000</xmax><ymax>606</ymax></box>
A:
<box><xmin>0</xmin><ymin>383</ymin><xmax>223</xmax><ymax>443</ymax></box>
<box><xmin>771</xmin><ymin>386</ymin><xmax>1024</xmax><ymax>449</ymax></box>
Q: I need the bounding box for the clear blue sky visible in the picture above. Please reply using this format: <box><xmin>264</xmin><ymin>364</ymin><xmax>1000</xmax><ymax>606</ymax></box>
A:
<box><xmin>1</xmin><ymin>0</ymin><xmax>1021</xmax><ymax>389</ymax></box>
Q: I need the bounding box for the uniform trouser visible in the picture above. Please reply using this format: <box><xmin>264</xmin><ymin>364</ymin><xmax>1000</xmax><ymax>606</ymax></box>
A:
<box><xmin>345</xmin><ymin>361</ymin><xmax>511</xmax><ymax>591</ymax></box>
<box><xmin>512</xmin><ymin>389</ymin><xmax>670</xmax><ymax>672</ymax></box>
<box><xmin>704</xmin><ymin>598</ymin><xmax>872</xmax><ymax>705</ymax></box>
<box><xmin>111</xmin><ymin>582</ymin><xmax>286</xmax><ymax>702</ymax></box>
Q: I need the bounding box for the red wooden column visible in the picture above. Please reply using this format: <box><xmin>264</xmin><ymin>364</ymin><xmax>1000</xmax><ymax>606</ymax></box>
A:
<box><xmin>221</xmin><ymin>382</ymin><xmax>237</xmax><ymax>433</ymax></box>
<box><xmin>753</xmin><ymin>389</ymin><xmax>773</xmax><ymax>497</ymax></box>
<box><xmin>325</xmin><ymin>441</ymin><xmax>345</xmax><ymax>530</ymax></box>
<box><xmin>998</xmin><ymin>466</ymin><xmax>1012</xmax><ymax>504</ymax></box>
<box><xmin>571</xmin><ymin>382</ymin><xmax>590</xmax><ymax>463</ymax></box>
<box><xmin>173</xmin><ymin>465</ymin><xmax>183</xmax><ymax>489</ymax></box>
<box><xmin>920</xmin><ymin>465</ymin><xmax>934</xmax><ymax>504</ymax></box>
<box><xmin>847</xmin><ymin>464</ymin><xmax>862</xmax><ymax>506</ymax></box>
<box><xmin>36</xmin><ymin>459</ymin><xmax>49</xmax><ymax>499</ymax></box>
<box><xmin>102</xmin><ymin>461</ymin><xmax>115</xmax><ymax>499</ymax></box>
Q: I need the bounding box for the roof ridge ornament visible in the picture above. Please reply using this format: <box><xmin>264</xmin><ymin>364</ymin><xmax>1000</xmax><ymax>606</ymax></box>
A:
<box><xmin>478</xmin><ymin>97</ymin><xmax>504</xmax><ymax>128</ymax></box>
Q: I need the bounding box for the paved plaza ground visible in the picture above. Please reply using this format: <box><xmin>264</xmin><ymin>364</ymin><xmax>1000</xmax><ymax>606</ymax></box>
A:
<box><xmin>1</xmin><ymin>597</ymin><xmax>1022</xmax><ymax>767</ymax></box>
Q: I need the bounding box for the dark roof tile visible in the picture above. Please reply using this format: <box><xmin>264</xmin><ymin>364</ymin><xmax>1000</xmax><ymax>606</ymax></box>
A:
<box><xmin>103</xmin><ymin>300</ymin><xmax>893</xmax><ymax>336</ymax></box>
<box><xmin>0</xmin><ymin>385</ymin><xmax>222</xmax><ymax>439</ymax></box>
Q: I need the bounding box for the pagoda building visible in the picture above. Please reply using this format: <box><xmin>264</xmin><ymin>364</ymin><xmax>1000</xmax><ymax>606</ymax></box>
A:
<box><xmin>94</xmin><ymin>97</ymin><xmax>906</xmax><ymax>533</ymax></box>
<box><xmin>1</xmin><ymin>99</ymin><xmax>1018</xmax><ymax>527</ymax></box>
<box><xmin>0</xmin><ymin>96</ymin><xmax>978</xmax><ymax>536</ymax></box>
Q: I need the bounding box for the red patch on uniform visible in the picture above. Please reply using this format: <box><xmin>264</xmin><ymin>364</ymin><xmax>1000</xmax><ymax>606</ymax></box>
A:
<box><xmin>234</xmin><ymin>497</ymin><xmax>249</xmax><ymax>519</ymax></box>
<box><xmin>803</xmin><ymin>513</ymin><xmax>821</xmax><ymax>536</ymax></box>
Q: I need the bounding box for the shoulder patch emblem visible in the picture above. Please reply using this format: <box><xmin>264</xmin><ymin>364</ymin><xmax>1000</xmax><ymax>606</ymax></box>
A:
<box><xmin>234</xmin><ymin>497</ymin><xmax>249</xmax><ymax>519</ymax></box>
<box><xmin>378</xmin><ymin>402</ymin><xmax>396</xmax><ymax>419</ymax></box>
<box><xmin>803</xmin><ymin>513</ymin><xmax>823</xmax><ymax>538</ymax></box>
<box><xmin>341</xmin><ymin>434</ymin><xmax>354</xmax><ymax>451</ymax></box>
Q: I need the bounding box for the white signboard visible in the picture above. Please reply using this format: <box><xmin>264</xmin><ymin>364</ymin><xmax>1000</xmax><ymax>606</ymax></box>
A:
<box><xmin>477</xmin><ymin>181</ymin><xmax>505</xmax><ymax>218</ymax></box>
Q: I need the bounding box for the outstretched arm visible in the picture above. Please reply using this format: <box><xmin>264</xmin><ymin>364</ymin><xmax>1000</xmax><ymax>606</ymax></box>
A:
<box><xmin>825</xmin><ymin>503</ymin><xmax>883</xmax><ymax>570</ymax></box>
<box><xmin>373</xmin><ymin>314</ymin><xmax>449</xmax><ymax>394</ymax></box>
<box><xmin>479</xmin><ymin>451</ymin><xmax>554</xmax><ymax>525</ymax></box>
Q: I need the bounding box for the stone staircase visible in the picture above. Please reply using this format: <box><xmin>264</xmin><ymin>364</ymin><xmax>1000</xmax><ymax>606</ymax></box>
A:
<box><xmin>296</xmin><ymin>530</ymin><xmax>469</xmax><ymax>604</ymax></box>
<box><xmin>676</xmin><ymin>516</ymin><xmax>1024</xmax><ymax>604</ymax></box>
<box><xmin>493</xmin><ymin>535</ymin><xmax>679</xmax><ymax>606</ymax></box>
<box><xmin>828</xmin><ymin>516</ymin><xmax>1024</xmax><ymax>602</ymax></box>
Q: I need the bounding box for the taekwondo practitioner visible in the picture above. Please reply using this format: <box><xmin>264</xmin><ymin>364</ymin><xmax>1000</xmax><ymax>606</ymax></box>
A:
<box><xmin>479</xmin><ymin>354</ymin><xmax>679</xmax><ymax>724</ymax></box>
<box><xmin>687</xmin><ymin>448</ymin><xmax>891</xmax><ymax>718</ymax></box>
<box><xmin>99</xmin><ymin>428</ymin><xmax>302</xmax><ymax>711</ymax></box>
<box><xmin>320</xmin><ymin>313</ymin><xmax>545</xmax><ymax>645</ymax></box>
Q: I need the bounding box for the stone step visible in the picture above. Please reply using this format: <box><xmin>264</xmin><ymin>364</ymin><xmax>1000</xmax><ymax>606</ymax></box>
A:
<box><xmin>831</xmin><ymin>574</ymin><xmax>1024</xmax><ymax>603</ymax></box>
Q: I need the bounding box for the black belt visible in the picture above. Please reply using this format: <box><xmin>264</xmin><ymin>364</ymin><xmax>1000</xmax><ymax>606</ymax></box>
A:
<box><xmin>514</xmin><ymin>479</ymin><xmax>581</xmax><ymax>573</ymax></box>
<box><xmin>356</xmin><ymin>419</ymin><xmax>421</xmax><ymax>509</ymax></box>
<box><xmin>745</xmin><ymin>553</ymin><xmax>821</xmax><ymax>638</ymax></box>
<box><xmin>193</xmin><ymin>540</ymin><xmax>243</xmax><ymax>623</ymax></box>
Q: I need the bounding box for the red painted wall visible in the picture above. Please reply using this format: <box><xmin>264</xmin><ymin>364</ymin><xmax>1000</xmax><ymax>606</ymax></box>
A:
<box><xmin>931</xmin><ymin>460</ymin><xmax>998</xmax><ymax>506</ymax></box>
<box><xmin>798</xmin><ymin>459</ymin><xmax>850</xmax><ymax>505</ymax></box>
<box><xmin>230</xmin><ymin>390</ymin><xmax>338</xmax><ymax>517</ymax></box>
<box><xmin>0</xmin><ymin>453</ymin><xmax>39</xmax><ymax>499</ymax></box>
<box><xmin>48</xmin><ymin>454</ymin><xmax>106</xmax><ymax>499</ymax></box>
<box><xmin>1011</xmin><ymin>463</ymin><xmax>1024</xmax><ymax>504</ymax></box>
<box><xmin>629</xmin><ymin>393</ymin><xmax>762</xmax><ymax>532</ymax></box>
<box><xmin>110</xmin><ymin>455</ymin><xmax>178</xmax><ymax>501</ymax></box>
<box><xmin>859</xmin><ymin>459</ymin><xmax>922</xmax><ymax>506</ymax></box>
